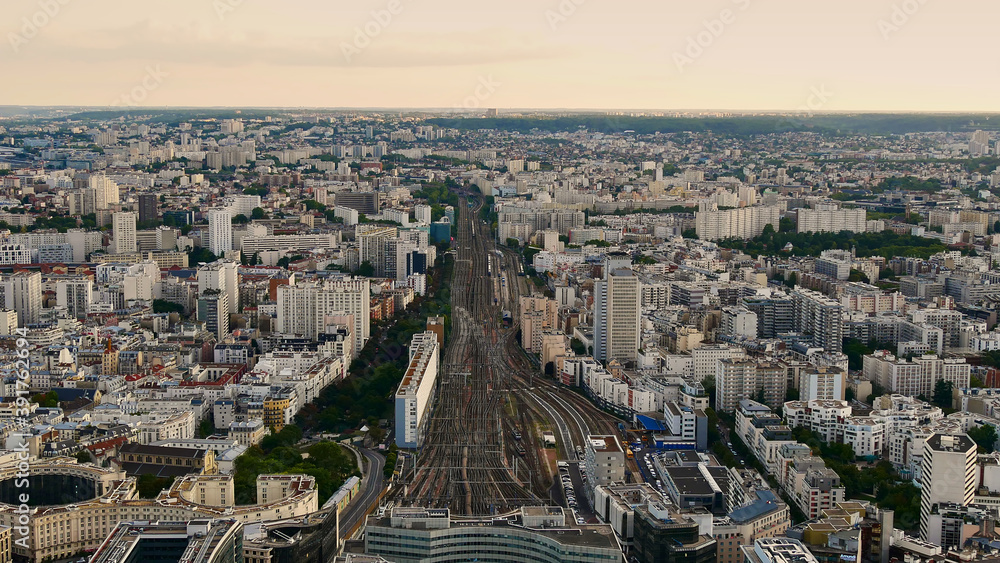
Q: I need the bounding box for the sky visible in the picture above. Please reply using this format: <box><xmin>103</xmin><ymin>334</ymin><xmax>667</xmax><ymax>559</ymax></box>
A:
<box><xmin>1</xmin><ymin>0</ymin><xmax>997</xmax><ymax>112</ymax></box>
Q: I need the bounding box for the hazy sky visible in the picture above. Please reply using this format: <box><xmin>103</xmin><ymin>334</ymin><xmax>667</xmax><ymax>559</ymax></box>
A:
<box><xmin>2</xmin><ymin>0</ymin><xmax>996</xmax><ymax>111</ymax></box>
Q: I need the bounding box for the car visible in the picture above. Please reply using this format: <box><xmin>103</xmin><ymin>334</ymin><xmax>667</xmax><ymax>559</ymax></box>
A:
<box><xmin>577</xmin><ymin>517</ymin><xmax>586</xmax><ymax>525</ymax></box>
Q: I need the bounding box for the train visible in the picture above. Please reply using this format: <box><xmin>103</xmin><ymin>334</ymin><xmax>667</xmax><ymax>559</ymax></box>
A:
<box><xmin>515</xmin><ymin>442</ymin><xmax>526</xmax><ymax>457</ymax></box>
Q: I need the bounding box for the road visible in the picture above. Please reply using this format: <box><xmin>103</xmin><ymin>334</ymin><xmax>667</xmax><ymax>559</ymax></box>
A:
<box><xmin>338</xmin><ymin>447</ymin><xmax>385</xmax><ymax>540</ymax></box>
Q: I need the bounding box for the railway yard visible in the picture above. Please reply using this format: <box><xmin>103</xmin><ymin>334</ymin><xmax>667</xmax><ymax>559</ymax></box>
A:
<box><xmin>398</xmin><ymin>192</ymin><xmax>639</xmax><ymax>516</ymax></box>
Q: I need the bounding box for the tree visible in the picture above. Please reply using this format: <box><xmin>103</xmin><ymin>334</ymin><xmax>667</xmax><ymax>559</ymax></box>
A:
<box><xmin>785</xmin><ymin>272</ymin><xmax>798</xmax><ymax>288</ymax></box>
<box><xmin>779</xmin><ymin>217</ymin><xmax>796</xmax><ymax>233</ymax></box>
<box><xmin>932</xmin><ymin>380</ymin><xmax>954</xmax><ymax>409</ymax></box>
<box><xmin>505</xmin><ymin>238</ymin><xmax>520</xmax><ymax>248</ymax></box>
<box><xmin>188</xmin><ymin>247</ymin><xmax>217</xmax><ymax>265</ymax></box>
<box><xmin>867</xmin><ymin>381</ymin><xmax>885</xmax><ymax>404</ymax></box>
<box><xmin>878</xmin><ymin>267</ymin><xmax>897</xmax><ymax>280</ymax></box>
<box><xmin>251</xmin><ymin>207</ymin><xmax>267</xmax><ymax>220</ymax></box>
<box><xmin>845</xmin><ymin>388</ymin><xmax>855</xmax><ymax>402</ymax></box>
<box><xmin>75</xmin><ymin>450</ymin><xmax>92</xmax><ymax>464</ymax></box>
<box><xmin>755</xmin><ymin>387</ymin><xmax>768</xmax><ymax>405</ymax></box>
<box><xmin>232</xmin><ymin>213</ymin><xmax>249</xmax><ymax>224</ymax></box>
<box><xmin>702</xmin><ymin>375</ymin><xmax>716</xmax><ymax>410</ymax></box>
<box><xmin>969</xmin><ymin>424</ymin><xmax>998</xmax><ymax>453</ymax></box>
<box><xmin>31</xmin><ymin>391</ymin><xmax>59</xmax><ymax>408</ymax></box>
<box><xmin>153</xmin><ymin>299</ymin><xmax>185</xmax><ymax>314</ymax></box>
<box><xmin>197</xmin><ymin>418</ymin><xmax>215</xmax><ymax>438</ymax></box>
<box><xmin>136</xmin><ymin>474</ymin><xmax>174</xmax><ymax>499</ymax></box>
<box><xmin>356</xmin><ymin>261</ymin><xmax>375</xmax><ymax>277</ymax></box>
<box><xmin>848</xmin><ymin>269</ymin><xmax>870</xmax><ymax>283</ymax></box>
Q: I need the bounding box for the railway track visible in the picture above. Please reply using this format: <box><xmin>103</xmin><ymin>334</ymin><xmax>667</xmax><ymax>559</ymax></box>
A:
<box><xmin>399</xmin><ymin>189</ymin><xmax>635</xmax><ymax>514</ymax></box>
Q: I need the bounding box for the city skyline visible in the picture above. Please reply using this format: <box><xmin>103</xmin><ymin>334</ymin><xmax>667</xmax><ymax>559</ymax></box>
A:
<box><xmin>2</xmin><ymin>0</ymin><xmax>997</xmax><ymax>112</ymax></box>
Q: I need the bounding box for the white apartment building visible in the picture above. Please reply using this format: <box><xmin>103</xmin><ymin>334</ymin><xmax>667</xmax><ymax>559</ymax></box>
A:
<box><xmin>695</xmin><ymin>205</ymin><xmax>780</xmax><ymax>241</ymax></box>
<box><xmin>413</xmin><ymin>204</ymin><xmax>432</xmax><ymax>225</ymax></box>
<box><xmin>357</xmin><ymin>225</ymin><xmax>398</xmax><ymax>277</ymax></box>
<box><xmin>0</xmin><ymin>244</ymin><xmax>30</xmax><ymax>266</ymax></box>
<box><xmin>0</xmin><ymin>271</ymin><xmax>41</xmax><ymax>326</ymax></box>
<box><xmin>113</xmin><ymin>212</ymin><xmax>137</xmax><ymax>254</ymax></box>
<box><xmin>863</xmin><ymin>351</ymin><xmax>970</xmax><ymax>398</ymax></box>
<box><xmin>207</xmin><ymin>208</ymin><xmax>233</xmax><ymax>257</ymax></box>
<box><xmin>693</xmin><ymin>344</ymin><xmax>746</xmax><ymax>383</ymax></box>
<box><xmin>792</xmin><ymin>289</ymin><xmax>844</xmax><ymax>353</ymax></box>
<box><xmin>394</xmin><ymin>331</ymin><xmax>440</xmax><ymax>448</ymax></box>
<box><xmin>920</xmin><ymin>433</ymin><xmax>977</xmax><ymax>548</ymax></box>
<box><xmin>583</xmin><ymin>435</ymin><xmax>625</xmax><ymax>503</ymax></box>
<box><xmin>721</xmin><ymin>307</ymin><xmax>758</xmax><ymax>339</ymax></box>
<box><xmin>798</xmin><ymin>367</ymin><xmax>845</xmax><ymax>402</ymax></box>
<box><xmin>276</xmin><ymin>277</ymin><xmax>371</xmax><ymax>355</ymax></box>
<box><xmin>197</xmin><ymin>260</ymin><xmax>240</xmax><ymax>316</ymax></box>
<box><xmin>593</xmin><ymin>269</ymin><xmax>640</xmax><ymax>363</ymax></box>
<box><xmin>797</xmin><ymin>206</ymin><xmax>867</xmax><ymax>234</ymax></box>
<box><xmin>55</xmin><ymin>277</ymin><xmax>93</xmax><ymax>319</ymax></box>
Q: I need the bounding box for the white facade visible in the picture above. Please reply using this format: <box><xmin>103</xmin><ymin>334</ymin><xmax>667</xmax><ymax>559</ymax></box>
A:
<box><xmin>797</xmin><ymin>207</ymin><xmax>867</xmax><ymax>234</ymax></box>
<box><xmin>207</xmin><ymin>208</ymin><xmax>233</xmax><ymax>257</ymax></box>
<box><xmin>394</xmin><ymin>331</ymin><xmax>440</xmax><ymax>448</ymax></box>
<box><xmin>276</xmin><ymin>277</ymin><xmax>371</xmax><ymax>355</ymax></box>
<box><xmin>920</xmin><ymin>433</ymin><xmax>977</xmax><ymax>547</ymax></box>
<box><xmin>113</xmin><ymin>212</ymin><xmax>137</xmax><ymax>254</ymax></box>
<box><xmin>593</xmin><ymin>269</ymin><xmax>640</xmax><ymax>363</ymax></box>
<box><xmin>695</xmin><ymin>205</ymin><xmax>779</xmax><ymax>241</ymax></box>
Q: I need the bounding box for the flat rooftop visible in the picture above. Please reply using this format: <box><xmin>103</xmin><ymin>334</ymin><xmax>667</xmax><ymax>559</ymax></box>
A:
<box><xmin>588</xmin><ymin>435</ymin><xmax>621</xmax><ymax>453</ymax></box>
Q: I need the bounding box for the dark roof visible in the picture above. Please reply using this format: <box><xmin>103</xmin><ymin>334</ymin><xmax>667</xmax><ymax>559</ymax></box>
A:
<box><xmin>121</xmin><ymin>462</ymin><xmax>197</xmax><ymax>478</ymax></box>
<box><xmin>120</xmin><ymin>443</ymin><xmax>206</xmax><ymax>459</ymax></box>
<box><xmin>52</xmin><ymin>388</ymin><xmax>97</xmax><ymax>402</ymax></box>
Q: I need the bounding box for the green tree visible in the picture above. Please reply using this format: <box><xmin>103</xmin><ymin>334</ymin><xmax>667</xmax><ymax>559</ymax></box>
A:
<box><xmin>969</xmin><ymin>424</ymin><xmax>998</xmax><ymax>453</ymax></box>
<box><xmin>153</xmin><ymin>299</ymin><xmax>185</xmax><ymax>314</ymax></box>
<box><xmin>136</xmin><ymin>474</ymin><xmax>174</xmax><ymax>499</ymax></box>
<box><xmin>30</xmin><ymin>391</ymin><xmax>59</xmax><ymax>408</ymax></box>
<box><xmin>848</xmin><ymin>269</ymin><xmax>870</xmax><ymax>283</ymax></box>
<box><xmin>779</xmin><ymin>217</ymin><xmax>796</xmax><ymax>233</ymax></box>
<box><xmin>251</xmin><ymin>207</ymin><xmax>267</xmax><ymax>220</ymax></box>
<box><xmin>197</xmin><ymin>418</ymin><xmax>215</xmax><ymax>438</ymax></box>
<box><xmin>932</xmin><ymin>379</ymin><xmax>954</xmax><ymax>409</ymax></box>
<box><xmin>188</xmin><ymin>247</ymin><xmax>217</xmax><ymax>265</ymax></box>
<box><xmin>356</xmin><ymin>261</ymin><xmax>375</xmax><ymax>277</ymax></box>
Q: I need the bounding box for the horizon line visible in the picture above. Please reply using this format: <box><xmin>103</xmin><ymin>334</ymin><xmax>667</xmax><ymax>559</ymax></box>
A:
<box><xmin>4</xmin><ymin>106</ymin><xmax>1000</xmax><ymax>116</ymax></box>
